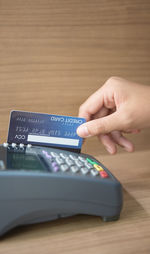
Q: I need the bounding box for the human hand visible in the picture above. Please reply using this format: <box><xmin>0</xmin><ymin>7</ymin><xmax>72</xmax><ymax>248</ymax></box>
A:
<box><xmin>77</xmin><ymin>77</ymin><xmax>150</xmax><ymax>154</ymax></box>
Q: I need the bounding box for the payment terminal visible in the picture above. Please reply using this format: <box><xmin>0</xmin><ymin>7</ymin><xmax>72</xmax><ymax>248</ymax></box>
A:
<box><xmin>0</xmin><ymin>143</ymin><xmax>123</xmax><ymax>236</ymax></box>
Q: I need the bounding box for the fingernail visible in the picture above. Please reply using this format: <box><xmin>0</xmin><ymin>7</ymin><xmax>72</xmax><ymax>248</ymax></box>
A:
<box><xmin>77</xmin><ymin>125</ymin><xmax>91</xmax><ymax>137</ymax></box>
<box><xmin>106</xmin><ymin>146</ymin><xmax>115</xmax><ymax>154</ymax></box>
<box><xmin>124</xmin><ymin>144</ymin><xmax>134</xmax><ymax>152</ymax></box>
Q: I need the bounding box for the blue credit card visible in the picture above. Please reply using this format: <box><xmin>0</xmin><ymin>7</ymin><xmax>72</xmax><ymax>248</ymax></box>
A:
<box><xmin>7</xmin><ymin>111</ymin><xmax>86</xmax><ymax>152</ymax></box>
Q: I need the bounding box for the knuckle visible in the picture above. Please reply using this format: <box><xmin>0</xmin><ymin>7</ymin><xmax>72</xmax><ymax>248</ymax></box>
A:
<box><xmin>106</xmin><ymin>76</ymin><xmax>122</xmax><ymax>87</ymax></box>
<box><xmin>108</xmin><ymin>76</ymin><xmax>122</xmax><ymax>82</ymax></box>
<box><xmin>87</xmin><ymin>123</ymin><xmax>97</xmax><ymax>136</ymax></box>
<box><xmin>88</xmin><ymin>120</ymin><xmax>106</xmax><ymax>136</ymax></box>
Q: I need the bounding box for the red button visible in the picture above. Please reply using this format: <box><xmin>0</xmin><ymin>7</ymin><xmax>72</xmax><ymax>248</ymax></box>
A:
<box><xmin>100</xmin><ymin>171</ymin><xmax>108</xmax><ymax>178</ymax></box>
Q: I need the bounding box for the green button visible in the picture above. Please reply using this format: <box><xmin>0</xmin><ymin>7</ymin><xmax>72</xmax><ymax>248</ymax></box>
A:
<box><xmin>86</xmin><ymin>158</ymin><xmax>98</xmax><ymax>165</ymax></box>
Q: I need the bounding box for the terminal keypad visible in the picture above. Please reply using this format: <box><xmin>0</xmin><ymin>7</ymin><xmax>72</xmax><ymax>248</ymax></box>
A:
<box><xmin>42</xmin><ymin>149</ymin><xmax>109</xmax><ymax>178</ymax></box>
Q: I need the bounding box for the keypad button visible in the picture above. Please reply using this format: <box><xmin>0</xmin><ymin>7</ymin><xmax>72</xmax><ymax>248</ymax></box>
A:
<box><xmin>86</xmin><ymin>158</ymin><xmax>98</xmax><ymax>165</ymax></box>
<box><xmin>55</xmin><ymin>157</ymin><xmax>65</xmax><ymax>165</ymax></box>
<box><xmin>12</xmin><ymin>143</ymin><xmax>17</xmax><ymax>148</ymax></box>
<box><xmin>42</xmin><ymin>150</ymin><xmax>48</xmax><ymax>155</ymax></box>
<box><xmin>100</xmin><ymin>171</ymin><xmax>108</xmax><ymax>178</ymax></box>
<box><xmin>91</xmin><ymin>169</ymin><xmax>99</xmax><ymax>176</ymax></box>
<box><xmin>27</xmin><ymin>144</ymin><xmax>32</xmax><ymax>148</ymax></box>
<box><xmin>75</xmin><ymin>160</ymin><xmax>84</xmax><ymax>167</ymax></box>
<box><xmin>19</xmin><ymin>143</ymin><xmax>24</xmax><ymax>148</ymax></box>
<box><xmin>84</xmin><ymin>161</ymin><xmax>93</xmax><ymax>169</ymax></box>
<box><xmin>42</xmin><ymin>151</ymin><xmax>52</xmax><ymax>160</ymax></box>
<box><xmin>78</xmin><ymin>156</ymin><xmax>86</xmax><ymax>162</ymax></box>
<box><xmin>71</xmin><ymin>165</ymin><xmax>79</xmax><ymax>173</ymax></box>
<box><xmin>52</xmin><ymin>162</ymin><xmax>57</xmax><ymax>167</ymax></box>
<box><xmin>81</xmin><ymin>167</ymin><xmax>89</xmax><ymax>175</ymax></box>
<box><xmin>51</xmin><ymin>152</ymin><xmax>59</xmax><ymax>158</ymax></box>
<box><xmin>60</xmin><ymin>153</ymin><xmax>68</xmax><ymax>159</ymax></box>
<box><xmin>94</xmin><ymin>164</ymin><xmax>103</xmax><ymax>171</ymax></box>
<box><xmin>65</xmin><ymin>158</ymin><xmax>74</xmax><ymax>166</ymax></box>
<box><xmin>60</xmin><ymin>164</ymin><xmax>69</xmax><ymax>172</ymax></box>
<box><xmin>3</xmin><ymin>143</ymin><xmax>8</xmax><ymax>148</ymax></box>
<box><xmin>65</xmin><ymin>156</ymin><xmax>70</xmax><ymax>160</ymax></box>
<box><xmin>69</xmin><ymin>155</ymin><xmax>77</xmax><ymax>160</ymax></box>
<box><xmin>53</xmin><ymin>166</ymin><xmax>59</xmax><ymax>172</ymax></box>
<box><xmin>45</xmin><ymin>153</ymin><xmax>52</xmax><ymax>160</ymax></box>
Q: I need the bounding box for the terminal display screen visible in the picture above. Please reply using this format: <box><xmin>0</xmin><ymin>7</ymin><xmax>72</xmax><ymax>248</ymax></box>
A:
<box><xmin>7</xmin><ymin>151</ymin><xmax>47</xmax><ymax>172</ymax></box>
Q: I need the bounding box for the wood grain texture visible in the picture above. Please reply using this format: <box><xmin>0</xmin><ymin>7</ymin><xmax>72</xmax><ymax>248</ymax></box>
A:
<box><xmin>0</xmin><ymin>0</ymin><xmax>150</xmax><ymax>253</ymax></box>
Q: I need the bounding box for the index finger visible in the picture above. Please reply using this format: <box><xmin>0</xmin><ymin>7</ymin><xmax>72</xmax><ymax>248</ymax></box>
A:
<box><xmin>78</xmin><ymin>87</ymin><xmax>104</xmax><ymax>121</ymax></box>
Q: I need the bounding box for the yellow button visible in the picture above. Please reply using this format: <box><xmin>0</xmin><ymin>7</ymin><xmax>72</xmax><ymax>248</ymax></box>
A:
<box><xmin>94</xmin><ymin>164</ymin><xmax>104</xmax><ymax>171</ymax></box>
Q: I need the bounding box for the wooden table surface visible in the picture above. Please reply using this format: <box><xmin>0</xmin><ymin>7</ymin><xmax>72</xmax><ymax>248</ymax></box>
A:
<box><xmin>0</xmin><ymin>0</ymin><xmax>150</xmax><ymax>253</ymax></box>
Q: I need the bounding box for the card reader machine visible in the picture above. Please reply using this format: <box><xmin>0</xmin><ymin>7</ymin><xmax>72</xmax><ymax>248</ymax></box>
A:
<box><xmin>0</xmin><ymin>143</ymin><xmax>123</xmax><ymax>236</ymax></box>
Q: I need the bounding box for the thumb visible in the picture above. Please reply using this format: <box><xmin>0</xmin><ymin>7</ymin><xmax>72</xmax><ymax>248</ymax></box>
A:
<box><xmin>77</xmin><ymin>112</ymin><xmax>123</xmax><ymax>137</ymax></box>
